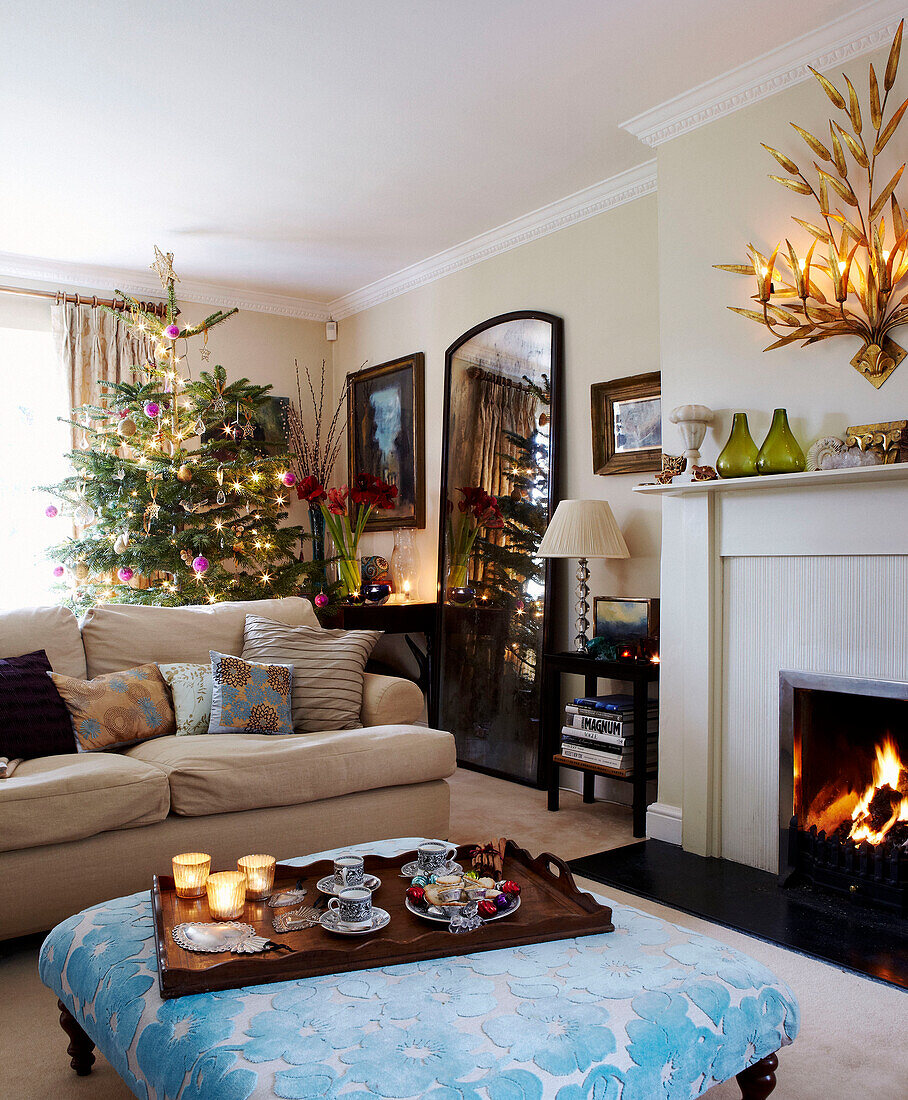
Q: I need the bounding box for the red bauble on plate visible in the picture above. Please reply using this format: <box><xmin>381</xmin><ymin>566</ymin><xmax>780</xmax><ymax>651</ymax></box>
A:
<box><xmin>498</xmin><ymin>880</ymin><xmax>520</xmax><ymax>896</ymax></box>
<box><xmin>477</xmin><ymin>899</ymin><xmax>498</xmax><ymax>918</ymax></box>
<box><xmin>406</xmin><ymin>886</ymin><xmax>425</xmax><ymax>906</ymax></box>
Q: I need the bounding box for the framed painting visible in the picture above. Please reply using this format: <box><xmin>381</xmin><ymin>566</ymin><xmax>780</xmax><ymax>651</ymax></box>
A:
<box><xmin>347</xmin><ymin>353</ymin><xmax>426</xmax><ymax>530</ymax></box>
<box><xmin>591</xmin><ymin>371</ymin><xmax>662</xmax><ymax>475</ymax></box>
<box><xmin>594</xmin><ymin>597</ymin><xmax>660</xmax><ymax>646</ymax></box>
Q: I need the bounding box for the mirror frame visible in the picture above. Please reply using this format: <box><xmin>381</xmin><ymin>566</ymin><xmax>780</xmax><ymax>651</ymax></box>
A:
<box><xmin>434</xmin><ymin>310</ymin><xmax>563</xmax><ymax>787</ymax></box>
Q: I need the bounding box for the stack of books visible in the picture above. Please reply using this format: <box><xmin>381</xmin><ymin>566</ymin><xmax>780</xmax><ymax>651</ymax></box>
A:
<box><xmin>559</xmin><ymin>693</ymin><xmax>658</xmax><ymax>777</ymax></box>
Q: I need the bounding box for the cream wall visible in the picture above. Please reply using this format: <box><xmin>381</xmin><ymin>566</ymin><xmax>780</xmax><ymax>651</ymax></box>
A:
<box><xmin>655</xmin><ymin>43</ymin><xmax>908</xmax><ymax>847</ymax></box>
<box><xmin>332</xmin><ymin>195</ymin><xmax>663</xmax><ymax>627</ymax></box>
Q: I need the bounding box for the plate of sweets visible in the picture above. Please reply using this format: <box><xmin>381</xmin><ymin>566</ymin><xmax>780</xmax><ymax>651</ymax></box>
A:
<box><xmin>405</xmin><ymin>872</ymin><xmax>521</xmax><ymax>924</ymax></box>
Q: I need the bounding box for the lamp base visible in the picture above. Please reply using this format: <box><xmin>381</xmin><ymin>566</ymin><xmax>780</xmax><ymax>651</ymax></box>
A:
<box><xmin>574</xmin><ymin>557</ymin><xmax>591</xmax><ymax>652</ymax></box>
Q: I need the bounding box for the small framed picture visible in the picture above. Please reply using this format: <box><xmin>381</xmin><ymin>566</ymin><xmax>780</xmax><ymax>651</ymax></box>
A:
<box><xmin>591</xmin><ymin>371</ymin><xmax>661</xmax><ymax>475</ymax></box>
<box><xmin>594</xmin><ymin>597</ymin><xmax>659</xmax><ymax>646</ymax></box>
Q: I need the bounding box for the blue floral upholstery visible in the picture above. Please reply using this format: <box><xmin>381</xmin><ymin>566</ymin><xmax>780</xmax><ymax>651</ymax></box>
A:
<box><xmin>39</xmin><ymin>838</ymin><xmax>799</xmax><ymax>1099</ymax></box>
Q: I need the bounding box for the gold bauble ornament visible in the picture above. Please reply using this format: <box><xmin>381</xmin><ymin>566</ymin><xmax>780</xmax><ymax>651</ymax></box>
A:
<box><xmin>117</xmin><ymin>417</ymin><xmax>138</xmax><ymax>439</ymax></box>
<box><xmin>176</xmin><ymin>464</ymin><xmax>193</xmax><ymax>483</ymax></box>
<box><xmin>74</xmin><ymin>562</ymin><xmax>89</xmax><ymax>580</ymax></box>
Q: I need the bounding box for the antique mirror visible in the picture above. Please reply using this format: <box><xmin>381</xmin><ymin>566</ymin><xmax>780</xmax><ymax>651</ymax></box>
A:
<box><xmin>435</xmin><ymin>311</ymin><xmax>562</xmax><ymax>785</ymax></box>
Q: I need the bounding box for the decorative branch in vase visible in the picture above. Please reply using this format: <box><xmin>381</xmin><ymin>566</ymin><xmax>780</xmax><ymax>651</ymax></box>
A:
<box><xmin>446</xmin><ymin>486</ymin><xmax>504</xmax><ymax>604</ymax></box>
<box><xmin>320</xmin><ymin>473</ymin><xmax>398</xmax><ymax>600</ymax></box>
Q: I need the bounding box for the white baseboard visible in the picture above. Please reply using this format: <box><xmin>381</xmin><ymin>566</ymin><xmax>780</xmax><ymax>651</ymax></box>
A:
<box><xmin>646</xmin><ymin>803</ymin><xmax>682</xmax><ymax>845</ymax></box>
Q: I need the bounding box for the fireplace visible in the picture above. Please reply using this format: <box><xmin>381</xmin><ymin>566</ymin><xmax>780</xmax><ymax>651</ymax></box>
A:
<box><xmin>779</xmin><ymin>670</ymin><xmax>908</xmax><ymax>912</ymax></box>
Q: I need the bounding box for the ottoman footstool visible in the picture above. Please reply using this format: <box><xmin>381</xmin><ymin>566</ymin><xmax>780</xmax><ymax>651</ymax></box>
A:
<box><xmin>40</xmin><ymin>838</ymin><xmax>800</xmax><ymax>1099</ymax></box>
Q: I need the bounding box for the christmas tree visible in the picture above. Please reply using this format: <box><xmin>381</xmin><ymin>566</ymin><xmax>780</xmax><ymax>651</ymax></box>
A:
<box><xmin>44</xmin><ymin>249</ymin><xmax>313</xmax><ymax>611</ymax></box>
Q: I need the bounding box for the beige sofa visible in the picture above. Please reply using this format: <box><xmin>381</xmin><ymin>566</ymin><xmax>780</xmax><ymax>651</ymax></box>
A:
<box><xmin>0</xmin><ymin>597</ymin><xmax>456</xmax><ymax>939</ymax></box>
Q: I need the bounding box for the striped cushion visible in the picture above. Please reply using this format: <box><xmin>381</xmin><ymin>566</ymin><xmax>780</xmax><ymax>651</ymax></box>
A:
<box><xmin>242</xmin><ymin>616</ymin><xmax>381</xmax><ymax>732</ymax></box>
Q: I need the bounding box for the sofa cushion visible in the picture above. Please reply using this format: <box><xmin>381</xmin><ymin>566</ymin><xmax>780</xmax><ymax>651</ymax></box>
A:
<box><xmin>0</xmin><ymin>650</ymin><xmax>76</xmax><ymax>759</ymax></box>
<box><xmin>0</xmin><ymin>752</ymin><xmax>170</xmax><ymax>852</ymax></box>
<box><xmin>49</xmin><ymin>664</ymin><xmax>176</xmax><ymax>752</ymax></box>
<box><xmin>81</xmin><ymin>597</ymin><xmax>320</xmax><ymax>678</ymax></box>
<box><xmin>242</xmin><ymin>616</ymin><xmax>381</xmax><ymax>732</ymax></box>
<box><xmin>0</xmin><ymin>605</ymin><xmax>87</xmax><ymax>679</ymax></box>
<box><xmin>158</xmin><ymin>662</ymin><xmax>213</xmax><ymax>736</ymax></box>
<box><xmin>126</xmin><ymin>726</ymin><xmax>457</xmax><ymax>816</ymax></box>
<box><xmin>208</xmin><ymin>652</ymin><xmax>294</xmax><ymax>734</ymax></box>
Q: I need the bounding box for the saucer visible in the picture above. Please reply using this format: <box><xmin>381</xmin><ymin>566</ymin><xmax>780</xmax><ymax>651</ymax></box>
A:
<box><xmin>400</xmin><ymin>860</ymin><xmax>463</xmax><ymax>879</ymax></box>
<box><xmin>316</xmin><ymin>873</ymin><xmax>382</xmax><ymax>896</ymax></box>
<box><xmin>320</xmin><ymin>906</ymin><xmax>390</xmax><ymax>935</ymax></box>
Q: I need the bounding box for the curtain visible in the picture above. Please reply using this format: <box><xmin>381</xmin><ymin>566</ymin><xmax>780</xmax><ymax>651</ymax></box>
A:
<box><xmin>51</xmin><ymin>301</ymin><xmax>156</xmax><ymax>447</ymax></box>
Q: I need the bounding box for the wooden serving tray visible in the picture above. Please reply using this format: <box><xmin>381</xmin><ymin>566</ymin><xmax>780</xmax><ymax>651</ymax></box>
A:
<box><xmin>151</xmin><ymin>841</ymin><xmax>614</xmax><ymax>998</ymax></box>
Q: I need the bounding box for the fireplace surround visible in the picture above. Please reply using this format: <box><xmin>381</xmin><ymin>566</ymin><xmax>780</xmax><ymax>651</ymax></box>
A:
<box><xmin>779</xmin><ymin>669</ymin><xmax>908</xmax><ymax>912</ymax></box>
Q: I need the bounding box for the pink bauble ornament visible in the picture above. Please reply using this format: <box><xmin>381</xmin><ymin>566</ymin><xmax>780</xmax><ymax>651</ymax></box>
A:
<box><xmin>144</xmin><ymin>402</ymin><xmax>160</xmax><ymax>418</ymax></box>
<box><xmin>314</xmin><ymin>593</ymin><xmax>328</xmax><ymax>608</ymax></box>
<box><xmin>117</xmin><ymin>567</ymin><xmax>134</xmax><ymax>582</ymax></box>
<box><xmin>164</xmin><ymin>324</ymin><xmax>180</xmax><ymax>339</ymax></box>
<box><xmin>52</xmin><ymin>565</ymin><xmax>65</xmax><ymax>578</ymax></box>
<box><xmin>119</xmin><ymin>410</ymin><xmax>128</xmax><ymax>419</ymax></box>
<box><xmin>191</xmin><ymin>555</ymin><xmax>209</xmax><ymax>574</ymax></box>
<box><xmin>281</xmin><ymin>471</ymin><xmax>296</xmax><ymax>488</ymax></box>
<box><xmin>45</xmin><ymin>505</ymin><xmax>58</xmax><ymax>518</ymax></box>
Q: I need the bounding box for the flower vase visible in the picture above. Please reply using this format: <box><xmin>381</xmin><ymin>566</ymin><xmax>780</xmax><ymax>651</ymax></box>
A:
<box><xmin>337</xmin><ymin>553</ymin><xmax>362</xmax><ymax>601</ymax></box>
<box><xmin>717</xmin><ymin>413</ymin><xmax>759</xmax><ymax>478</ymax></box>
<box><xmin>308</xmin><ymin>505</ymin><xmax>327</xmax><ymax>562</ymax></box>
<box><xmin>757</xmin><ymin>409</ymin><xmax>806</xmax><ymax>475</ymax></box>
<box><xmin>447</xmin><ymin>560</ymin><xmax>475</xmax><ymax>604</ymax></box>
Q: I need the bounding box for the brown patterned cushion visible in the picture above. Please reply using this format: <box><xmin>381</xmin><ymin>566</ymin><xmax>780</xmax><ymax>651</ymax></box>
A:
<box><xmin>48</xmin><ymin>664</ymin><xmax>176</xmax><ymax>752</ymax></box>
<box><xmin>0</xmin><ymin>650</ymin><xmax>76</xmax><ymax>759</ymax></box>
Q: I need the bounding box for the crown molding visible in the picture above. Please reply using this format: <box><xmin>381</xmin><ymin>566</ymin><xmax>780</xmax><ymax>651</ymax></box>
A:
<box><xmin>621</xmin><ymin>0</ymin><xmax>905</xmax><ymax>147</ymax></box>
<box><xmin>327</xmin><ymin>160</ymin><xmax>657</xmax><ymax>319</ymax></box>
<box><xmin>0</xmin><ymin>251</ymin><xmax>332</xmax><ymax>321</ymax></box>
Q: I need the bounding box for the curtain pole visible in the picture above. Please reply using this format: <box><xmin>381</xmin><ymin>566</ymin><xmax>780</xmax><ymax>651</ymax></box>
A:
<box><xmin>0</xmin><ymin>284</ymin><xmax>167</xmax><ymax>317</ymax></box>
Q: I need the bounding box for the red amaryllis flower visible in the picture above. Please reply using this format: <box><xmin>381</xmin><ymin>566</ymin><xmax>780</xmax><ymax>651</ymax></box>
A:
<box><xmin>350</xmin><ymin>471</ymin><xmax>380</xmax><ymax>505</ymax></box>
<box><xmin>296</xmin><ymin>475</ymin><xmax>327</xmax><ymax>503</ymax></box>
<box><xmin>476</xmin><ymin>503</ymin><xmax>504</xmax><ymax>529</ymax></box>
<box><xmin>326</xmin><ymin>486</ymin><xmax>348</xmax><ymax>515</ymax></box>
<box><xmin>373</xmin><ymin>481</ymin><xmax>398</xmax><ymax>509</ymax></box>
<box><xmin>457</xmin><ymin>486</ymin><xmax>490</xmax><ymax>513</ymax></box>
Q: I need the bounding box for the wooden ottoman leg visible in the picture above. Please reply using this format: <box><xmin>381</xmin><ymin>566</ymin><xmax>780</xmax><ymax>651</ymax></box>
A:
<box><xmin>57</xmin><ymin>1000</ymin><xmax>95</xmax><ymax>1076</ymax></box>
<box><xmin>736</xmin><ymin>1051</ymin><xmax>778</xmax><ymax>1099</ymax></box>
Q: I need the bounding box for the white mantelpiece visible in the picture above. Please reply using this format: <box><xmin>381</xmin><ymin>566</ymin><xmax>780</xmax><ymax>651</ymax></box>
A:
<box><xmin>638</xmin><ymin>464</ymin><xmax>908</xmax><ymax>871</ymax></box>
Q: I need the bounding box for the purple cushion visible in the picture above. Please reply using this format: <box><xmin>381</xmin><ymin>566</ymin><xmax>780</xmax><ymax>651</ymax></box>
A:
<box><xmin>0</xmin><ymin>650</ymin><xmax>76</xmax><ymax>759</ymax></box>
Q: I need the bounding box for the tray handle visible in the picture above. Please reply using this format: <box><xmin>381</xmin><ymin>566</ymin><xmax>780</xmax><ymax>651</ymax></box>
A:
<box><xmin>536</xmin><ymin>851</ymin><xmax>576</xmax><ymax>886</ymax></box>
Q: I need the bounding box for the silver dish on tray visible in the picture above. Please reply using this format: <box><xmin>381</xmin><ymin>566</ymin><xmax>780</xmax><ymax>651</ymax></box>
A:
<box><xmin>171</xmin><ymin>922</ymin><xmax>279</xmax><ymax>954</ymax></box>
<box><xmin>405</xmin><ymin>895</ymin><xmax>520</xmax><ymax>924</ymax></box>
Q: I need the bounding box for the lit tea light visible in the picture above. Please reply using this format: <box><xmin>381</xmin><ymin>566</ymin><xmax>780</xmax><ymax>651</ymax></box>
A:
<box><xmin>650</xmin><ymin>653</ymin><xmax>661</xmax><ymax>665</ymax></box>
<box><xmin>206</xmin><ymin>871</ymin><xmax>247</xmax><ymax>920</ymax></box>
<box><xmin>172</xmin><ymin>852</ymin><xmax>211</xmax><ymax>898</ymax></box>
<box><xmin>238</xmin><ymin>854</ymin><xmax>276</xmax><ymax>900</ymax></box>
<box><xmin>403</xmin><ymin>580</ymin><xmax>411</xmax><ymax>601</ymax></box>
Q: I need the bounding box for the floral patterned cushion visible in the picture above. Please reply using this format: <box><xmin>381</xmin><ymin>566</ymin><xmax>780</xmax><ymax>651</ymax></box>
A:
<box><xmin>207</xmin><ymin>651</ymin><xmax>293</xmax><ymax>735</ymax></box>
<box><xmin>158</xmin><ymin>662</ymin><xmax>213</xmax><ymax>736</ymax></box>
<box><xmin>48</xmin><ymin>663</ymin><xmax>175</xmax><ymax>751</ymax></box>
<box><xmin>39</xmin><ymin>838</ymin><xmax>800</xmax><ymax>1100</ymax></box>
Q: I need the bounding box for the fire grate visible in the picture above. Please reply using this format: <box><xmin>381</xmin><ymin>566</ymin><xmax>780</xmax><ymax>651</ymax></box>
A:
<box><xmin>788</xmin><ymin>816</ymin><xmax>907</xmax><ymax>913</ymax></box>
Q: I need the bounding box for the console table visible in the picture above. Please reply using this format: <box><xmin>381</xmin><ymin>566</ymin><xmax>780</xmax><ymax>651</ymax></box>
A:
<box><xmin>543</xmin><ymin>651</ymin><xmax>659</xmax><ymax>837</ymax></box>
<box><xmin>326</xmin><ymin>601</ymin><xmax>439</xmax><ymax>725</ymax></box>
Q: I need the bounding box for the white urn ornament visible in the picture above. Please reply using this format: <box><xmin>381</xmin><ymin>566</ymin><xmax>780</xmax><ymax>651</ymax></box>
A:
<box><xmin>669</xmin><ymin>405</ymin><xmax>715</xmax><ymax>480</ymax></box>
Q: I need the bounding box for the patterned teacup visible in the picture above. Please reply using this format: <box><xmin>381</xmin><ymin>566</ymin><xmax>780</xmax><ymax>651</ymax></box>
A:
<box><xmin>416</xmin><ymin>840</ymin><xmax>458</xmax><ymax>874</ymax></box>
<box><xmin>333</xmin><ymin>854</ymin><xmax>365</xmax><ymax>890</ymax></box>
<box><xmin>328</xmin><ymin>887</ymin><xmax>373</xmax><ymax>929</ymax></box>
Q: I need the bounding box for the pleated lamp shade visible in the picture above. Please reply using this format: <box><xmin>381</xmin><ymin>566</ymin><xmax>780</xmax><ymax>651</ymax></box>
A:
<box><xmin>537</xmin><ymin>499</ymin><xmax>629</xmax><ymax>559</ymax></box>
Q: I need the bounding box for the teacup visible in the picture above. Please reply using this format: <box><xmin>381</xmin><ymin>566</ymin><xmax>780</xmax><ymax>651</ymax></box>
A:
<box><xmin>328</xmin><ymin>886</ymin><xmax>373</xmax><ymax>929</ymax></box>
<box><xmin>416</xmin><ymin>840</ymin><xmax>457</xmax><ymax>874</ymax></box>
<box><xmin>333</xmin><ymin>854</ymin><xmax>365</xmax><ymax>890</ymax></box>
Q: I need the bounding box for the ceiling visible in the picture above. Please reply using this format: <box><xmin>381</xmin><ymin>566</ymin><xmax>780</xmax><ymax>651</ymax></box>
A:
<box><xmin>1</xmin><ymin>0</ymin><xmax>858</xmax><ymax>306</ymax></box>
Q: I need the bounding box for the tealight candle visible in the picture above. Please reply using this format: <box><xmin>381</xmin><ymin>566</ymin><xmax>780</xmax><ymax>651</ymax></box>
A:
<box><xmin>172</xmin><ymin>852</ymin><xmax>211</xmax><ymax>899</ymax></box>
<box><xmin>238</xmin><ymin>854</ymin><xmax>276</xmax><ymax>900</ymax></box>
<box><xmin>206</xmin><ymin>871</ymin><xmax>247</xmax><ymax>920</ymax></box>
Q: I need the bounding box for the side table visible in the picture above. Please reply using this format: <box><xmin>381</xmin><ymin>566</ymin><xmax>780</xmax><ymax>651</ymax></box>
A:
<box><xmin>324</xmin><ymin>600</ymin><xmax>439</xmax><ymax>725</ymax></box>
<box><xmin>543</xmin><ymin>651</ymin><xmax>659</xmax><ymax>837</ymax></box>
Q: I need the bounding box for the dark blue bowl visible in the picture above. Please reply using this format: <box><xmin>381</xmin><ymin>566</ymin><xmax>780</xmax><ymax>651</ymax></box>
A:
<box><xmin>362</xmin><ymin>583</ymin><xmax>392</xmax><ymax>606</ymax></box>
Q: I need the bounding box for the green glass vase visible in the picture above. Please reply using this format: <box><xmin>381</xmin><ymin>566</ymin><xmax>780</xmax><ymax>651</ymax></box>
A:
<box><xmin>716</xmin><ymin>412</ymin><xmax>759</xmax><ymax>478</ymax></box>
<box><xmin>756</xmin><ymin>409</ymin><xmax>806</xmax><ymax>475</ymax></box>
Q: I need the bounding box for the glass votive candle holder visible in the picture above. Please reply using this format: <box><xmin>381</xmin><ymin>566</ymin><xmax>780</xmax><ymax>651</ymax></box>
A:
<box><xmin>172</xmin><ymin>852</ymin><xmax>211</xmax><ymax>899</ymax></box>
<box><xmin>206</xmin><ymin>871</ymin><xmax>247</xmax><ymax>920</ymax></box>
<box><xmin>238</xmin><ymin>854</ymin><xmax>276</xmax><ymax>900</ymax></box>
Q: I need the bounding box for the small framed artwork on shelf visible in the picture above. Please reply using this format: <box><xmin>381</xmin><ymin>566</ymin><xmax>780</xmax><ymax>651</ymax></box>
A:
<box><xmin>594</xmin><ymin>596</ymin><xmax>659</xmax><ymax>648</ymax></box>
<box><xmin>591</xmin><ymin>371</ymin><xmax>662</xmax><ymax>475</ymax></box>
<box><xmin>347</xmin><ymin>353</ymin><xmax>426</xmax><ymax>530</ymax></box>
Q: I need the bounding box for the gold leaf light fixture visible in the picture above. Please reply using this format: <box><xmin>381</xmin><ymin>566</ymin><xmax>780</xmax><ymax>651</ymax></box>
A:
<box><xmin>718</xmin><ymin>20</ymin><xmax>908</xmax><ymax>388</ymax></box>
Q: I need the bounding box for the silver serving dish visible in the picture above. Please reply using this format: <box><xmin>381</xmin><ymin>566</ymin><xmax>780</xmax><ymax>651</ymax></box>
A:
<box><xmin>172</xmin><ymin>921</ymin><xmax>280</xmax><ymax>955</ymax></box>
<box><xmin>406</xmin><ymin>895</ymin><xmax>520</xmax><ymax>924</ymax></box>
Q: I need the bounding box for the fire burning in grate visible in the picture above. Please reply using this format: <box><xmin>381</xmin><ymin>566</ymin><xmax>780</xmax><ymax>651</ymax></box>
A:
<box><xmin>807</xmin><ymin>734</ymin><xmax>908</xmax><ymax>852</ymax></box>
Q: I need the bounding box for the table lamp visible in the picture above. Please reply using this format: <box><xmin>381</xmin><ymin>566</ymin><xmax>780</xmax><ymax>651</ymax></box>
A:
<box><xmin>538</xmin><ymin>499</ymin><xmax>629</xmax><ymax>652</ymax></box>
